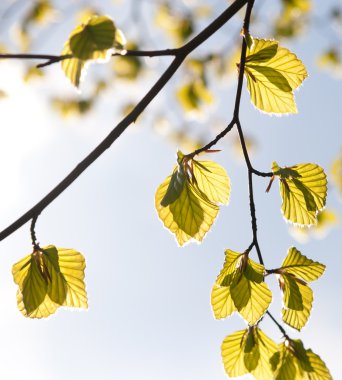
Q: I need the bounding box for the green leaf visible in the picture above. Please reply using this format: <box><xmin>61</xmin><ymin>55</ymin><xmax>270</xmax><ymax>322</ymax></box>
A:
<box><xmin>156</xmin><ymin>177</ymin><xmax>218</xmax><ymax>246</ymax></box>
<box><xmin>280</xmin><ymin>274</ymin><xmax>313</xmax><ymax>330</ymax></box>
<box><xmin>12</xmin><ymin>245</ymin><xmax>87</xmax><ymax>318</ymax></box>
<box><xmin>244</xmin><ymin>37</ymin><xmax>307</xmax><ymax>114</ymax></box>
<box><xmin>211</xmin><ymin>284</ymin><xmax>236</xmax><ymax>319</ymax></box>
<box><xmin>230</xmin><ymin>259</ymin><xmax>272</xmax><ymax>325</ymax></box>
<box><xmin>281</xmin><ymin>247</ymin><xmax>325</xmax><ymax>282</ymax></box>
<box><xmin>69</xmin><ymin>15</ymin><xmax>116</xmax><ymax>61</ymax></box>
<box><xmin>61</xmin><ymin>41</ymin><xmax>85</xmax><ymax>88</ymax></box>
<box><xmin>272</xmin><ymin>162</ymin><xmax>327</xmax><ymax>226</ymax></box>
<box><xmin>212</xmin><ymin>250</ymin><xmax>272</xmax><ymax>324</ymax></box>
<box><xmin>272</xmin><ymin>340</ymin><xmax>332</xmax><ymax>380</ymax></box>
<box><xmin>192</xmin><ymin>159</ymin><xmax>230</xmax><ymax>205</ymax></box>
<box><xmin>221</xmin><ymin>327</ymin><xmax>278</xmax><ymax>379</ymax></box>
<box><xmin>156</xmin><ymin>153</ymin><xmax>230</xmax><ymax>246</ymax></box>
<box><xmin>277</xmin><ymin>247</ymin><xmax>325</xmax><ymax>330</ymax></box>
<box><xmin>61</xmin><ymin>15</ymin><xmax>126</xmax><ymax>88</ymax></box>
<box><xmin>160</xmin><ymin>166</ymin><xmax>187</xmax><ymax>207</ymax></box>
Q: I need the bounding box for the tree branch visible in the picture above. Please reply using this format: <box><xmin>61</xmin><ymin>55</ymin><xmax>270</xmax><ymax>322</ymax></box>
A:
<box><xmin>0</xmin><ymin>0</ymin><xmax>249</xmax><ymax>242</ymax></box>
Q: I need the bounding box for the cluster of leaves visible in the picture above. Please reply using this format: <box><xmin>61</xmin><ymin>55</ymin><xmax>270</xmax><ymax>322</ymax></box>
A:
<box><xmin>12</xmin><ymin>245</ymin><xmax>87</xmax><ymax>318</ymax></box>
<box><xmin>222</xmin><ymin>328</ymin><xmax>331</xmax><ymax>379</ymax></box>
<box><xmin>154</xmin><ymin>34</ymin><xmax>331</xmax><ymax>378</ymax></box>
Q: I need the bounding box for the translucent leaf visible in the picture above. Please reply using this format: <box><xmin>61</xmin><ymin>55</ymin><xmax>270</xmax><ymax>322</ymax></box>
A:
<box><xmin>215</xmin><ymin>250</ymin><xmax>242</xmax><ymax>286</ymax></box>
<box><xmin>230</xmin><ymin>261</ymin><xmax>272</xmax><ymax>325</ymax></box>
<box><xmin>211</xmin><ymin>284</ymin><xmax>236</xmax><ymax>319</ymax></box>
<box><xmin>272</xmin><ymin>162</ymin><xmax>327</xmax><ymax>226</ymax></box>
<box><xmin>212</xmin><ymin>250</ymin><xmax>271</xmax><ymax>324</ymax></box>
<box><xmin>221</xmin><ymin>329</ymin><xmax>249</xmax><ymax>377</ymax></box>
<box><xmin>272</xmin><ymin>340</ymin><xmax>332</xmax><ymax>380</ymax></box>
<box><xmin>192</xmin><ymin>159</ymin><xmax>230</xmax><ymax>204</ymax></box>
<box><xmin>61</xmin><ymin>41</ymin><xmax>85</xmax><ymax>88</ymax></box>
<box><xmin>280</xmin><ymin>274</ymin><xmax>313</xmax><ymax>330</ymax></box>
<box><xmin>12</xmin><ymin>245</ymin><xmax>87</xmax><ymax>318</ymax></box>
<box><xmin>272</xmin><ymin>342</ymin><xmax>300</xmax><ymax>380</ymax></box>
<box><xmin>61</xmin><ymin>15</ymin><xmax>126</xmax><ymax>88</ymax></box>
<box><xmin>160</xmin><ymin>166</ymin><xmax>187</xmax><ymax>207</ymax></box>
<box><xmin>69</xmin><ymin>15</ymin><xmax>116</xmax><ymax>60</ymax></box>
<box><xmin>155</xmin><ymin>176</ymin><xmax>218</xmax><ymax>246</ymax></box>
<box><xmin>156</xmin><ymin>154</ymin><xmax>230</xmax><ymax>245</ymax></box>
<box><xmin>244</xmin><ymin>37</ymin><xmax>307</xmax><ymax>114</ymax></box>
<box><xmin>281</xmin><ymin>247</ymin><xmax>325</xmax><ymax>282</ymax></box>
<box><xmin>221</xmin><ymin>327</ymin><xmax>278</xmax><ymax>379</ymax></box>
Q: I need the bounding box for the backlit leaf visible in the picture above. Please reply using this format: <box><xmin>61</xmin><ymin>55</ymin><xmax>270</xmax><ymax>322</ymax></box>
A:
<box><xmin>156</xmin><ymin>153</ymin><xmax>230</xmax><ymax>245</ymax></box>
<box><xmin>211</xmin><ymin>284</ymin><xmax>236</xmax><ymax>319</ymax></box>
<box><xmin>281</xmin><ymin>247</ymin><xmax>325</xmax><ymax>282</ymax></box>
<box><xmin>69</xmin><ymin>15</ymin><xmax>116</xmax><ymax>60</ymax></box>
<box><xmin>244</xmin><ymin>37</ymin><xmax>307</xmax><ymax>114</ymax></box>
<box><xmin>61</xmin><ymin>15</ymin><xmax>126</xmax><ymax>88</ymax></box>
<box><xmin>272</xmin><ymin>162</ymin><xmax>327</xmax><ymax>226</ymax></box>
<box><xmin>212</xmin><ymin>250</ymin><xmax>272</xmax><ymax>324</ymax></box>
<box><xmin>272</xmin><ymin>340</ymin><xmax>332</xmax><ymax>380</ymax></box>
<box><xmin>192</xmin><ymin>159</ymin><xmax>230</xmax><ymax>204</ymax></box>
<box><xmin>155</xmin><ymin>176</ymin><xmax>218</xmax><ymax>246</ymax></box>
<box><xmin>280</xmin><ymin>274</ymin><xmax>313</xmax><ymax>330</ymax></box>
<box><xmin>12</xmin><ymin>245</ymin><xmax>87</xmax><ymax>318</ymax></box>
<box><xmin>276</xmin><ymin>247</ymin><xmax>325</xmax><ymax>330</ymax></box>
<box><xmin>221</xmin><ymin>327</ymin><xmax>278</xmax><ymax>379</ymax></box>
<box><xmin>61</xmin><ymin>41</ymin><xmax>85</xmax><ymax>88</ymax></box>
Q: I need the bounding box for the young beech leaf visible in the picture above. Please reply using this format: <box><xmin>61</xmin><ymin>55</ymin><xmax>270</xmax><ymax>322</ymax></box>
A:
<box><xmin>243</xmin><ymin>37</ymin><xmax>307</xmax><ymax>114</ymax></box>
<box><xmin>155</xmin><ymin>153</ymin><xmax>230</xmax><ymax>246</ymax></box>
<box><xmin>271</xmin><ymin>340</ymin><xmax>332</xmax><ymax>380</ymax></box>
<box><xmin>61</xmin><ymin>41</ymin><xmax>85</xmax><ymax>88</ymax></box>
<box><xmin>221</xmin><ymin>327</ymin><xmax>278</xmax><ymax>379</ymax></box>
<box><xmin>211</xmin><ymin>250</ymin><xmax>272</xmax><ymax>324</ymax></box>
<box><xmin>69</xmin><ymin>15</ymin><xmax>116</xmax><ymax>60</ymax></box>
<box><xmin>276</xmin><ymin>247</ymin><xmax>325</xmax><ymax>330</ymax></box>
<box><xmin>61</xmin><ymin>15</ymin><xmax>126</xmax><ymax>88</ymax></box>
<box><xmin>12</xmin><ymin>245</ymin><xmax>87</xmax><ymax>318</ymax></box>
<box><xmin>272</xmin><ymin>162</ymin><xmax>327</xmax><ymax>226</ymax></box>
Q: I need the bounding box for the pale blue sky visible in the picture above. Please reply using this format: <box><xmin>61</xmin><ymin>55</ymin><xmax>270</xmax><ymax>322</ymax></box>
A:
<box><xmin>0</xmin><ymin>0</ymin><xmax>341</xmax><ymax>379</ymax></box>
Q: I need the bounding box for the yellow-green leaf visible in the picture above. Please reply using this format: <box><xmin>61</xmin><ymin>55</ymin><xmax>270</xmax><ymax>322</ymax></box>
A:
<box><xmin>230</xmin><ymin>260</ymin><xmax>272</xmax><ymax>325</ymax></box>
<box><xmin>61</xmin><ymin>41</ymin><xmax>85</xmax><ymax>88</ymax></box>
<box><xmin>221</xmin><ymin>327</ymin><xmax>278</xmax><ymax>379</ymax></box>
<box><xmin>212</xmin><ymin>250</ymin><xmax>272</xmax><ymax>324</ymax></box>
<box><xmin>156</xmin><ymin>154</ymin><xmax>230</xmax><ymax>245</ymax></box>
<box><xmin>280</xmin><ymin>274</ymin><xmax>313</xmax><ymax>330</ymax></box>
<box><xmin>221</xmin><ymin>329</ymin><xmax>249</xmax><ymax>377</ymax></box>
<box><xmin>12</xmin><ymin>245</ymin><xmax>87</xmax><ymax>318</ymax></box>
<box><xmin>211</xmin><ymin>284</ymin><xmax>236</xmax><ymax>319</ymax></box>
<box><xmin>281</xmin><ymin>247</ymin><xmax>325</xmax><ymax>282</ymax></box>
<box><xmin>272</xmin><ymin>162</ymin><xmax>327</xmax><ymax>226</ymax></box>
<box><xmin>61</xmin><ymin>15</ymin><xmax>126</xmax><ymax>88</ymax></box>
<box><xmin>192</xmin><ymin>159</ymin><xmax>230</xmax><ymax>204</ymax></box>
<box><xmin>155</xmin><ymin>175</ymin><xmax>218</xmax><ymax>246</ymax></box>
<box><xmin>244</xmin><ymin>37</ymin><xmax>307</xmax><ymax>114</ymax></box>
<box><xmin>272</xmin><ymin>340</ymin><xmax>332</xmax><ymax>380</ymax></box>
<box><xmin>69</xmin><ymin>15</ymin><xmax>116</xmax><ymax>61</ymax></box>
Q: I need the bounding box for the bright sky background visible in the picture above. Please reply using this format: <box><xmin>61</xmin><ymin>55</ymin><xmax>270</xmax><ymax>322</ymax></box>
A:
<box><xmin>0</xmin><ymin>0</ymin><xmax>341</xmax><ymax>379</ymax></box>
